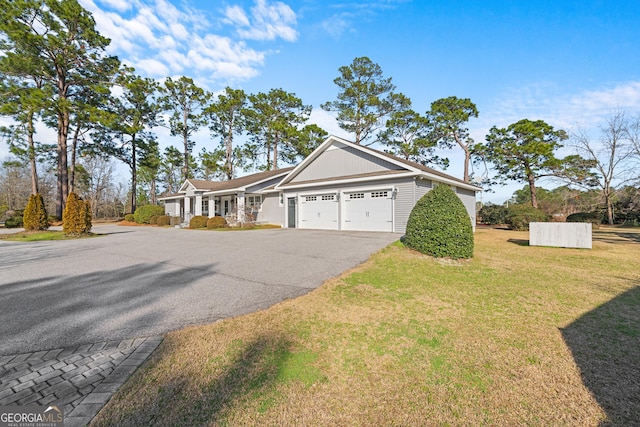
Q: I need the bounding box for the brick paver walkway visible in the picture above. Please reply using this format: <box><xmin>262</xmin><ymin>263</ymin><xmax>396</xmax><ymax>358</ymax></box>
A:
<box><xmin>0</xmin><ymin>336</ymin><xmax>162</xmax><ymax>427</ymax></box>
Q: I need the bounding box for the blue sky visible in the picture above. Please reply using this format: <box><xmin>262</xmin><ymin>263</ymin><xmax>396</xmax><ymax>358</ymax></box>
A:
<box><xmin>6</xmin><ymin>0</ymin><xmax>640</xmax><ymax>203</ymax></box>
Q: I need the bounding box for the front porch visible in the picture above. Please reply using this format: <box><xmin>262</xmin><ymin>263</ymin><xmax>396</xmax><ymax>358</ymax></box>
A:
<box><xmin>163</xmin><ymin>192</ymin><xmax>262</xmax><ymax>227</ymax></box>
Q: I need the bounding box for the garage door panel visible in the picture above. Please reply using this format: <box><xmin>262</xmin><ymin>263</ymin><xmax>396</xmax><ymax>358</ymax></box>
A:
<box><xmin>299</xmin><ymin>194</ymin><xmax>338</xmax><ymax>230</ymax></box>
<box><xmin>343</xmin><ymin>190</ymin><xmax>393</xmax><ymax>232</ymax></box>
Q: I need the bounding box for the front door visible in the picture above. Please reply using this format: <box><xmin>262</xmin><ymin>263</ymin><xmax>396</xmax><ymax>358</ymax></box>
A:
<box><xmin>287</xmin><ymin>197</ymin><xmax>296</xmax><ymax>228</ymax></box>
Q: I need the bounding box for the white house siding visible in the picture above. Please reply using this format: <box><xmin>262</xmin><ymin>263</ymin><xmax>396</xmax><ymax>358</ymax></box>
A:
<box><xmin>456</xmin><ymin>187</ymin><xmax>477</xmax><ymax>229</ymax></box>
<box><xmin>290</xmin><ymin>144</ymin><xmax>403</xmax><ymax>183</ymax></box>
<box><xmin>164</xmin><ymin>200</ymin><xmax>179</xmax><ymax>216</ymax></box>
<box><xmin>256</xmin><ymin>193</ymin><xmax>284</xmax><ymax>225</ymax></box>
<box><xmin>394</xmin><ymin>179</ymin><xmax>428</xmax><ymax>233</ymax></box>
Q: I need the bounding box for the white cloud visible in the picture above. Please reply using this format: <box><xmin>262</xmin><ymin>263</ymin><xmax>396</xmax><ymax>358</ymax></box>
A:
<box><xmin>79</xmin><ymin>0</ymin><xmax>294</xmax><ymax>88</ymax></box>
<box><xmin>135</xmin><ymin>58</ymin><xmax>170</xmax><ymax>77</ymax></box>
<box><xmin>99</xmin><ymin>0</ymin><xmax>131</xmax><ymax>12</ymax></box>
<box><xmin>225</xmin><ymin>0</ymin><xmax>298</xmax><ymax>42</ymax></box>
<box><xmin>224</xmin><ymin>5</ymin><xmax>250</xmax><ymax>27</ymax></box>
<box><xmin>478</xmin><ymin>81</ymin><xmax>640</xmax><ymax>137</ymax></box>
<box><xmin>308</xmin><ymin>108</ymin><xmax>351</xmax><ymax>139</ymax></box>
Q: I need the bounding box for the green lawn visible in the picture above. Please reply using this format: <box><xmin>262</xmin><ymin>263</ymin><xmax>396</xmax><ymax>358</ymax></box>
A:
<box><xmin>0</xmin><ymin>230</ymin><xmax>98</xmax><ymax>241</ymax></box>
<box><xmin>91</xmin><ymin>227</ymin><xmax>640</xmax><ymax>426</ymax></box>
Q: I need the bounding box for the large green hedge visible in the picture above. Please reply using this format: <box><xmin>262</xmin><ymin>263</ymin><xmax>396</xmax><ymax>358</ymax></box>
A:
<box><xmin>505</xmin><ymin>204</ymin><xmax>549</xmax><ymax>230</ymax></box>
<box><xmin>566</xmin><ymin>211</ymin><xmax>602</xmax><ymax>229</ymax></box>
<box><xmin>478</xmin><ymin>203</ymin><xmax>508</xmax><ymax>225</ymax></box>
<box><xmin>134</xmin><ymin>205</ymin><xmax>164</xmax><ymax>224</ymax></box>
<box><xmin>404</xmin><ymin>184</ymin><xmax>474</xmax><ymax>259</ymax></box>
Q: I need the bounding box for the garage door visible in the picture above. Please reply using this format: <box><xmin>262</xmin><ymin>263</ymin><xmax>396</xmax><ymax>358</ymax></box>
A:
<box><xmin>299</xmin><ymin>194</ymin><xmax>338</xmax><ymax>230</ymax></box>
<box><xmin>343</xmin><ymin>190</ymin><xmax>393</xmax><ymax>232</ymax></box>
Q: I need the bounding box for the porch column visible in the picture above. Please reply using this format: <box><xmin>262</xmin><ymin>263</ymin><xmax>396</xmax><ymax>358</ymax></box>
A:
<box><xmin>195</xmin><ymin>194</ymin><xmax>202</xmax><ymax>216</ymax></box>
<box><xmin>184</xmin><ymin>196</ymin><xmax>191</xmax><ymax>217</ymax></box>
<box><xmin>237</xmin><ymin>191</ymin><xmax>245</xmax><ymax>223</ymax></box>
<box><xmin>208</xmin><ymin>195</ymin><xmax>214</xmax><ymax>217</ymax></box>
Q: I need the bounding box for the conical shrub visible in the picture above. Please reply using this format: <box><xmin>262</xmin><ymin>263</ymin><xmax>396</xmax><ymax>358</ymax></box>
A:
<box><xmin>404</xmin><ymin>184</ymin><xmax>474</xmax><ymax>259</ymax></box>
<box><xmin>23</xmin><ymin>193</ymin><xmax>49</xmax><ymax>231</ymax></box>
<box><xmin>63</xmin><ymin>192</ymin><xmax>92</xmax><ymax>235</ymax></box>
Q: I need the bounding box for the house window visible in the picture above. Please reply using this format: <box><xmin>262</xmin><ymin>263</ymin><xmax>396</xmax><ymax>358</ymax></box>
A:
<box><xmin>305</xmin><ymin>196</ymin><xmax>317</xmax><ymax>202</ymax></box>
<box><xmin>371</xmin><ymin>191</ymin><xmax>388</xmax><ymax>198</ymax></box>
<box><xmin>321</xmin><ymin>194</ymin><xmax>335</xmax><ymax>201</ymax></box>
<box><xmin>215</xmin><ymin>199</ymin><xmax>220</xmax><ymax>214</ymax></box>
<box><xmin>247</xmin><ymin>195</ymin><xmax>262</xmax><ymax>211</ymax></box>
<box><xmin>202</xmin><ymin>199</ymin><xmax>209</xmax><ymax>215</ymax></box>
<box><xmin>349</xmin><ymin>193</ymin><xmax>365</xmax><ymax>199</ymax></box>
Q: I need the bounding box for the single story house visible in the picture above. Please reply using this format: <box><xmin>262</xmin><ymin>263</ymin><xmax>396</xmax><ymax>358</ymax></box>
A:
<box><xmin>159</xmin><ymin>135</ymin><xmax>481</xmax><ymax>233</ymax></box>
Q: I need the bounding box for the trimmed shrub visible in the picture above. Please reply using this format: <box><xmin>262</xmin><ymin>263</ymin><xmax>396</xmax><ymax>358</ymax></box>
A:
<box><xmin>5</xmin><ymin>215</ymin><xmax>24</xmax><ymax>228</ymax></box>
<box><xmin>124</xmin><ymin>213</ymin><xmax>135</xmax><ymax>222</ymax></box>
<box><xmin>157</xmin><ymin>215</ymin><xmax>170</xmax><ymax>226</ymax></box>
<box><xmin>566</xmin><ymin>212</ymin><xmax>602</xmax><ymax>229</ymax></box>
<box><xmin>149</xmin><ymin>215</ymin><xmax>159</xmax><ymax>225</ymax></box>
<box><xmin>133</xmin><ymin>205</ymin><xmax>164</xmax><ymax>224</ymax></box>
<box><xmin>207</xmin><ymin>216</ymin><xmax>227</xmax><ymax>229</ymax></box>
<box><xmin>189</xmin><ymin>215</ymin><xmax>208</xmax><ymax>229</ymax></box>
<box><xmin>479</xmin><ymin>203</ymin><xmax>508</xmax><ymax>225</ymax></box>
<box><xmin>404</xmin><ymin>184</ymin><xmax>474</xmax><ymax>259</ymax></box>
<box><xmin>23</xmin><ymin>193</ymin><xmax>49</xmax><ymax>231</ymax></box>
<box><xmin>505</xmin><ymin>204</ymin><xmax>549</xmax><ymax>231</ymax></box>
<box><xmin>63</xmin><ymin>192</ymin><xmax>92</xmax><ymax>235</ymax></box>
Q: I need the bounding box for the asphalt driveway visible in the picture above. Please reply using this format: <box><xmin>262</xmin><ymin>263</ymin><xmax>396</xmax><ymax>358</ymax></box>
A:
<box><xmin>0</xmin><ymin>225</ymin><xmax>399</xmax><ymax>356</ymax></box>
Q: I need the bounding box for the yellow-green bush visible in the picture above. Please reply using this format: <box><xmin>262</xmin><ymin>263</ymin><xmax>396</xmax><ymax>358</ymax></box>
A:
<box><xmin>23</xmin><ymin>194</ymin><xmax>49</xmax><ymax>231</ymax></box>
<box><xmin>157</xmin><ymin>215</ymin><xmax>170</xmax><ymax>226</ymax></box>
<box><xmin>190</xmin><ymin>215</ymin><xmax>208</xmax><ymax>229</ymax></box>
<box><xmin>206</xmin><ymin>216</ymin><xmax>227</xmax><ymax>229</ymax></box>
<box><xmin>124</xmin><ymin>213</ymin><xmax>135</xmax><ymax>222</ymax></box>
<box><xmin>63</xmin><ymin>192</ymin><xmax>92</xmax><ymax>235</ymax></box>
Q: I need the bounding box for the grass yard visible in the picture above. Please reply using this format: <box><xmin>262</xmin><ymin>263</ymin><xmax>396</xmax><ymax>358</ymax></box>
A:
<box><xmin>91</xmin><ymin>227</ymin><xmax>640</xmax><ymax>426</ymax></box>
<box><xmin>0</xmin><ymin>230</ymin><xmax>99</xmax><ymax>241</ymax></box>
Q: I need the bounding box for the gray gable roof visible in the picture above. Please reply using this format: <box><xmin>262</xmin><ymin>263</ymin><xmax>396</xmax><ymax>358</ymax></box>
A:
<box><xmin>159</xmin><ymin>167</ymin><xmax>294</xmax><ymax>200</ymax></box>
<box><xmin>276</xmin><ymin>135</ymin><xmax>481</xmax><ymax>191</ymax></box>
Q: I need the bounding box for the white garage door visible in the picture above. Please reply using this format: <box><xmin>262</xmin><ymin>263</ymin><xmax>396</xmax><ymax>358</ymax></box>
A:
<box><xmin>343</xmin><ymin>190</ymin><xmax>393</xmax><ymax>232</ymax></box>
<box><xmin>299</xmin><ymin>194</ymin><xmax>338</xmax><ymax>230</ymax></box>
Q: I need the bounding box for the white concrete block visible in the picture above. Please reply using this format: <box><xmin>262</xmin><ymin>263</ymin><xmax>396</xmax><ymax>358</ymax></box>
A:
<box><xmin>529</xmin><ymin>222</ymin><xmax>592</xmax><ymax>249</ymax></box>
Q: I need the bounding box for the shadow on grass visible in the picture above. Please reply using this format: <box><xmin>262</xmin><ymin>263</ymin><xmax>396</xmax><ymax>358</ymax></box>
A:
<box><xmin>593</xmin><ymin>230</ymin><xmax>640</xmax><ymax>244</ymax></box>
<box><xmin>561</xmin><ymin>286</ymin><xmax>640</xmax><ymax>426</ymax></box>
<box><xmin>507</xmin><ymin>238</ymin><xmax>529</xmax><ymax>246</ymax></box>
<box><xmin>94</xmin><ymin>334</ymin><xmax>293</xmax><ymax>427</ymax></box>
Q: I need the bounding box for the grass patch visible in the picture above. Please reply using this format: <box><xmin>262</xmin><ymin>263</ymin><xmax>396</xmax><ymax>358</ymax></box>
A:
<box><xmin>91</xmin><ymin>228</ymin><xmax>640</xmax><ymax>426</ymax></box>
<box><xmin>0</xmin><ymin>230</ymin><xmax>99</xmax><ymax>241</ymax></box>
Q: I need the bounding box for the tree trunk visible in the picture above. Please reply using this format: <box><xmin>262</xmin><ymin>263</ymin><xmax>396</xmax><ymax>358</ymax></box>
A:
<box><xmin>528</xmin><ymin>174</ymin><xmax>538</xmax><ymax>209</ymax></box>
<box><xmin>604</xmin><ymin>189</ymin><xmax>614</xmax><ymax>225</ymax></box>
<box><xmin>150</xmin><ymin>179</ymin><xmax>156</xmax><ymax>205</ymax></box>
<box><xmin>225</xmin><ymin>123</ymin><xmax>233</xmax><ymax>180</ymax></box>
<box><xmin>69</xmin><ymin>124</ymin><xmax>80</xmax><ymax>194</ymax></box>
<box><xmin>131</xmin><ymin>136</ymin><xmax>137</xmax><ymax>214</ymax></box>
<box><xmin>273</xmin><ymin>132</ymin><xmax>279</xmax><ymax>170</ymax></box>
<box><xmin>27</xmin><ymin>111</ymin><xmax>39</xmax><ymax>195</ymax></box>
<box><xmin>56</xmin><ymin>112</ymin><xmax>69</xmax><ymax>218</ymax></box>
<box><xmin>454</xmin><ymin>133</ymin><xmax>470</xmax><ymax>183</ymax></box>
<box><xmin>183</xmin><ymin>109</ymin><xmax>189</xmax><ymax>180</ymax></box>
